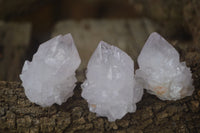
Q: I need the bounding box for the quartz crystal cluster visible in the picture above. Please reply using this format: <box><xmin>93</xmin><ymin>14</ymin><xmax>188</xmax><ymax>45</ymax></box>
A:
<box><xmin>20</xmin><ymin>31</ymin><xmax>194</xmax><ymax>121</ymax></box>
<box><xmin>82</xmin><ymin>41</ymin><xmax>143</xmax><ymax>121</ymax></box>
<box><xmin>20</xmin><ymin>34</ymin><xmax>81</xmax><ymax>107</ymax></box>
<box><xmin>136</xmin><ymin>32</ymin><xmax>194</xmax><ymax>100</ymax></box>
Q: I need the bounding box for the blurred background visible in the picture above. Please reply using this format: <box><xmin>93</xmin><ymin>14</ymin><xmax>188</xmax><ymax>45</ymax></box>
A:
<box><xmin>0</xmin><ymin>0</ymin><xmax>199</xmax><ymax>81</ymax></box>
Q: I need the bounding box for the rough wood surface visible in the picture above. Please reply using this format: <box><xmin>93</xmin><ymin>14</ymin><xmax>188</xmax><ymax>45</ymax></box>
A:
<box><xmin>0</xmin><ymin>45</ymin><xmax>200</xmax><ymax>133</ymax></box>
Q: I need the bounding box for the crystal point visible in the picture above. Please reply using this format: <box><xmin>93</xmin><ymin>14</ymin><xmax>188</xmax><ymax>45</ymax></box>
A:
<box><xmin>136</xmin><ymin>32</ymin><xmax>194</xmax><ymax>100</ymax></box>
<box><xmin>20</xmin><ymin>34</ymin><xmax>81</xmax><ymax>107</ymax></box>
<box><xmin>82</xmin><ymin>41</ymin><xmax>143</xmax><ymax>121</ymax></box>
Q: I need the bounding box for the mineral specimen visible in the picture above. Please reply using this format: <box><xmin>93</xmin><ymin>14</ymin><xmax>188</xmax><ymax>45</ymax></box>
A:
<box><xmin>20</xmin><ymin>34</ymin><xmax>81</xmax><ymax>107</ymax></box>
<box><xmin>136</xmin><ymin>32</ymin><xmax>194</xmax><ymax>100</ymax></box>
<box><xmin>82</xmin><ymin>41</ymin><xmax>143</xmax><ymax>121</ymax></box>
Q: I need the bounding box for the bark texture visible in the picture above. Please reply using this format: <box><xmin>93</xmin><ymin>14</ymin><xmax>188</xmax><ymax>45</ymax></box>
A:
<box><xmin>0</xmin><ymin>45</ymin><xmax>200</xmax><ymax>133</ymax></box>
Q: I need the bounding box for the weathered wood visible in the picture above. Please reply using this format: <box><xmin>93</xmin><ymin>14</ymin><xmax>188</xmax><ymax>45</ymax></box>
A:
<box><xmin>183</xmin><ymin>0</ymin><xmax>200</xmax><ymax>45</ymax></box>
<box><xmin>135</xmin><ymin>0</ymin><xmax>200</xmax><ymax>45</ymax></box>
<box><xmin>0</xmin><ymin>21</ymin><xmax>31</xmax><ymax>81</ymax></box>
<box><xmin>0</xmin><ymin>45</ymin><xmax>200</xmax><ymax>133</ymax></box>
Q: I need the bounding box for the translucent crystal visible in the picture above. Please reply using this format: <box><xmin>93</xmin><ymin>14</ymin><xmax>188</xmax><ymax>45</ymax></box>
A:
<box><xmin>20</xmin><ymin>34</ymin><xmax>81</xmax><ymax>107</ymax></box>
<box><xmin>136</xmin><ymin>32</ymin><xmax>194</xmax><ymax>100</ymax></box>
<box><xmin>82</xmin><ymin>41</ymin><xmax>143</xmax><ymax>121</ymax></box>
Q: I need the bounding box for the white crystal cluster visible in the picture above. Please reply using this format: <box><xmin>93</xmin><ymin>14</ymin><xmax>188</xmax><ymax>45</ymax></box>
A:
<box><xmin>20</xmin><ymin>34</ymin><xmax>81</xmax><ymax>107</ymax></box>
<box><xmin>19</xmin><ymin>31</ymin><xmax>194</xmax><ymax>121</ymax></box>
<box><xmin>82</xmin><ymin>41</ymin><xmax>143</xmax><ymax>121</ymax></box>
<box><xmin>136</xmin><ymin>32</ymin><xmax>194</xmax><ymax>100</ymax></box>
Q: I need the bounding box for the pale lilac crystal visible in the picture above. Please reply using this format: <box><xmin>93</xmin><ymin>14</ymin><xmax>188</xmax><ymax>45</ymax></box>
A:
<box><xmin>82</xmin><ymin>41</ymin><xmax>143</xmax><ymax>121</ymax></box>
<box><xmin>20</xmin><ymin>34</ymin><xmax>81</xmax><ymax>107</ymax></box>
<box><xmin>136</xmin><ymin>32</ymin><xmax>194</xmax><ymax>100</ymax></box>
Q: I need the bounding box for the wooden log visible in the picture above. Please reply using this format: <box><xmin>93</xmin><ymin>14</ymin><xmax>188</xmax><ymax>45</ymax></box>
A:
<box><xmin>0</xmin><ymin>45</ymin><xmax>200</xmax><ymax>133</ymax></box>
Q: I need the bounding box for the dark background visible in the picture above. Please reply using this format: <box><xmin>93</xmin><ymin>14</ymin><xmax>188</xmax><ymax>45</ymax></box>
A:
<box><xmin>0</xmin><ymin>0</ymin><xmax>199</xmax><ymax>81</ymax></box>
